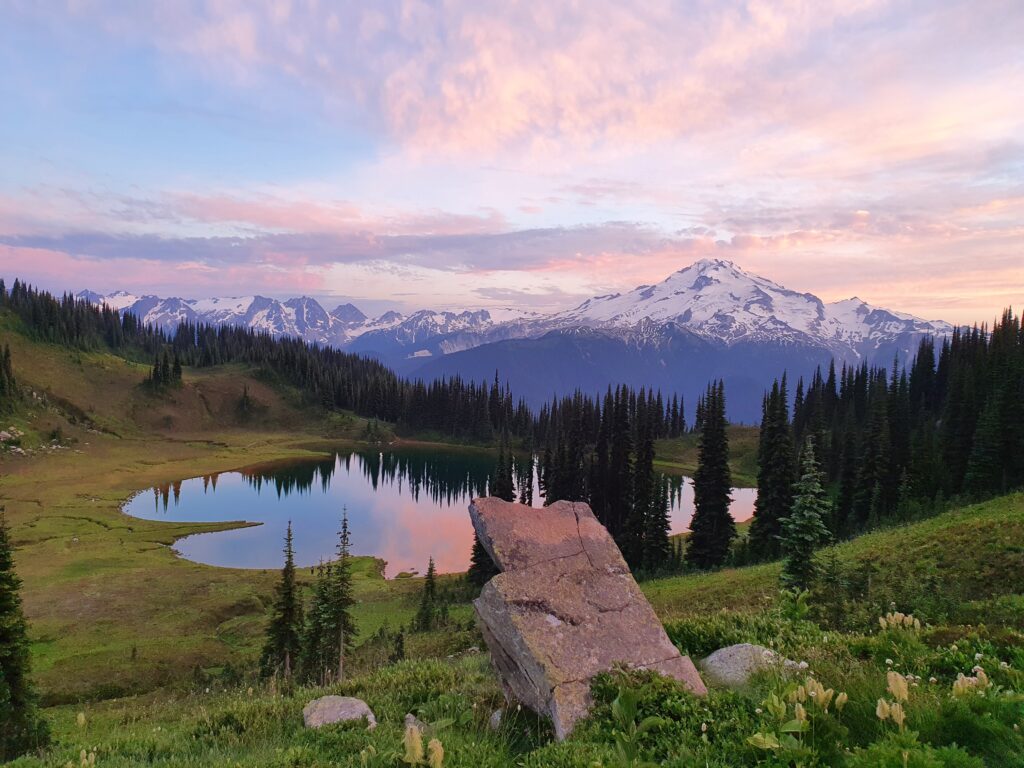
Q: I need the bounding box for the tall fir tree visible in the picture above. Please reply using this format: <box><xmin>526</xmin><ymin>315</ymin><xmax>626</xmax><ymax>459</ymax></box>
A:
<box><xmin>623</xmin><ymin>402</ymin><xmax>655</xmax><ymax>568</ymax></box>
<box><xmin>642</xmin><ymin>475</ymin><xmax>672</xmax><ymax>572</ymax></box>
<box><xmin>260</xmin><ymin>521</ymin><xmax>303</xmax><ymax>679</ymax></box>
<box><xmin>491</xmin><ymin>436</ymin><xmax>515</xmax><ymax>502</ymax></box>
<box><xmin>748</xmin><ymin>377</ymin><xmax>795</xmax><ymax>560</ymax></box>
<box><xmin>0</xmin><ymin>509</ymin><xmax>48</xmax><ymax>760</ymax></box>
<box><xmin>686</xmin><ymin>381</ymin><xmax>735</xmax><ymax>569</ymax></box>
<box><xmin>779</xmin><ymin>442</ymin><xmax>833</xmax><ymax>591</ymax></box>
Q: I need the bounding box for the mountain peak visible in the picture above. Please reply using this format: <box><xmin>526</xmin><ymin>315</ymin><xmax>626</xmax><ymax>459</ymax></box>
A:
<box><xmin>678</xmin><ymin>257</ymin><xmax>741</xmax><ymax>274</ymax></box>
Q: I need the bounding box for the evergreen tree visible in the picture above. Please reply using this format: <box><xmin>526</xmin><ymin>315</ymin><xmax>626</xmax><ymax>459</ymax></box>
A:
<box><xmin>325</xmin><ymin>512</ymin><xmax>357</xmax><ymax>681</ymax></box>
<box><xmin>260</xmin><ymin>521</ymin><xmax>303</xmax><ymax>679</ymax></box>
<box><xmin>160</xmin><ymin>350</ymin><xmax>171</xmax><ymax>385</ymax></box>
<box><xmin>963</xmin><ymin>391</ymin><xmax>1005</xmax><ymax>497</ymax></box>
<box><xmin>606</xmin><ymin>388</ymin><xmax>634</xmax><ymax>538</ymax></box>
<box><xmin>492</xmin><ymin>437</ymin><xmax>515</xmax><ymax>501</ymax></box>
<box><xmin>299</xmin><ymin>562</ymin><xmax>332</xmax><ymax>683</ymax></box>
<box><xmin>686</xmin><ymin>381</ymin><xmax>735</xmax><ymax>569</ymax></box>
<box><xmin>854</xmin><ymin>375</ymin><xmax>892</xmax><ymax>528</ymax></box>
<box><xmin>779</xmin><ymin>442</ymin><xmax>833</xmax><ymax>591</ymax></box>
<box><xmin>414</xmin><ymin>556</ymin><xmax>438</xmax><ymax>632</ymax></box>
<box><xmin>749</xmin><ymin>377</ymin><xmax>795</xmax><ymax>560</ymax></box>
<box><xmin>642</xmin><ymin>476</ymin><xmax>672</xmax><ymax>572</ymax></box>
<box><xmin>623</xmin><ymin>403</ymin><xmax>655</xmax><ymax>568</ymax></box>
<box><xmin>467</xmin><ymin>533</ymin><xmax>498</xmax><ymax>587</ymax></box>
<box><xmin>0</xmin><ymin>510</ymin><xmax>48</xmax><ymax>760</ymax></box>
<box><xmin>390</xmin><ymin>629</ymin><xmax>406</xmax><ymax>662</ymax></box>
<box><xmin>0</xmin><ymin>345</ymin><xmax>17</xmax><ymax>412</ymax></box>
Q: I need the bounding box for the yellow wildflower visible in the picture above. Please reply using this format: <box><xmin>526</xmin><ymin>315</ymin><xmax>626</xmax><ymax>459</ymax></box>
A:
<box><xmin>427</xmin><ymin>738</ymin><xmax>445</xmax><ymax>768</ymax></box>
<box><xmin>890</xmin><ymin>702</ymin><xmax>906</xmax><ymax>730</ymax></box>
<box><xmin>403</xmin><ymin>724</ymin><xmax>424</xmax><ymax>765</ymax></box>
<box><xmin>876</xmin><ymin>698</ymin><xmax>891</xmax><ymax>721</ymax></box>
<box><xmin>887</xmin><ymin>671</ymin><xmax>909</xmax><ymax>702</ymax></box>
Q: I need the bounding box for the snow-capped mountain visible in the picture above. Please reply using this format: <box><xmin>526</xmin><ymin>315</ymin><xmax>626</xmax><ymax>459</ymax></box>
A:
<box><xmin>75</xmin><ymin>290</ymin><xmax>539</xmax><ymax>353</ymax></box>
<box><xmin>547</xmin><ymin>259</ymin><xmax>952</xmax><ymax>360</ymax></box>
<box><xmin>77</xmin><ymin>259</ymin><xmax>952</xmax><ymax>419</ymax></box>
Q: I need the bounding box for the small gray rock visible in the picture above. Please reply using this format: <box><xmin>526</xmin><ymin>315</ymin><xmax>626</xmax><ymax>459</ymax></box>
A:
<box><xmin>302</xmin><ymin>696</ymin><xmax>376</xmax><ymax>729</ymax></box>
<box><xmin>699</xmin><ymin>643</ymin><xmax>801</xmax><ymax>689</ymax></box>
<box><xmin>488</xmin><ymin>708</ymin><xmax>503</xmax><ymax>731</ymax></box>
<box><xmin>404</xmin><ymin>713</ymin><xmax>428</xmax><ymax>732</ymax></box>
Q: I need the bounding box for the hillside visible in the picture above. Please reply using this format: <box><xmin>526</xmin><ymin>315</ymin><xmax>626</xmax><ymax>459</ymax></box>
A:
<box><xmin>10</xmin><ymin>493</ymin><xmax>1023</xmax><ymax>767</ymax></box>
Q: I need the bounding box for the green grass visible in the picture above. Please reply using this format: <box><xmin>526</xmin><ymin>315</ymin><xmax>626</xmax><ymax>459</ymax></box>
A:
<box><xmin>654</xmin><ymin>425</ymin><xmax>760</xmax><ymax>486</ymax></box>
<box><xmin>645</xmin><ymin>493</ymin><xmax>1024</xmax><ymax>625</ymax></box>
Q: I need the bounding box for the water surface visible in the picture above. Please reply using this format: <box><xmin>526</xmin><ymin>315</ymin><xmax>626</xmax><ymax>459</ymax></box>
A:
<box><xmin>124</xmin><ymin>448</ymin><xmax>756</xmax><ymax>576</ymax></box>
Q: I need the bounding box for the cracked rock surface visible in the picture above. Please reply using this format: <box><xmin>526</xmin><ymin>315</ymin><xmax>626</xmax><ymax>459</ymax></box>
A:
<box><xmin>469</xmin><ymin>497</ymin><xmax>707</xmax><ymax>740</ymax></box>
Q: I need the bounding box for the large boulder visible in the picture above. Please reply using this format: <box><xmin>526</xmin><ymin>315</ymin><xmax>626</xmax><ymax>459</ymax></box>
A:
<box><xmin>469</xmin><ymin>497</ymin><xmax>706</xmax><ymax>740</ymax></box>
<box><xmin>699</xmin><ymin>643</ymin><xmax>805</xmax><ymax>689</ymax></box>
<box><xmin>302</xmin><ymin>696</ymin><xmax>376</xmax><ymax>729</ymax></box>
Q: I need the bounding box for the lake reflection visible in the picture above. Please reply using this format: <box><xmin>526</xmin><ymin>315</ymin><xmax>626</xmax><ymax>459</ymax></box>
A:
<box><xmin>124</xmin><ymin>448</ymin><xmax>756</xmax><ymax>577</ymax></box>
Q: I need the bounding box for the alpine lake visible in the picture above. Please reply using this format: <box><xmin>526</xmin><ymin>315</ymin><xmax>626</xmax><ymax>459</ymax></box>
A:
<box><xmin>124</xmin><ymin>447</ymin><xmax>756</xmax><ymax>577</ymax></box>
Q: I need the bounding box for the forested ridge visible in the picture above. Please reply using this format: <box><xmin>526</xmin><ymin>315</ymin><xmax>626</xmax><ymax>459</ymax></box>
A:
<box><xmin>0</xmin><ymin>279</ymin><xmax>533</xmax><ymax>440</ymax></box>
<box><xmin>748</xmin><ymin>309</ymin><xmax>1024</xmax><ymax>559</ymax></box>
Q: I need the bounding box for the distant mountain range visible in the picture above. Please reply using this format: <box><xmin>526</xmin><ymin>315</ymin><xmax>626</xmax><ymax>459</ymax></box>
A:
<box><xmin>78</xmin><ymin>259</ymin><xmax>953</xmax><ymax>422</ymax></box>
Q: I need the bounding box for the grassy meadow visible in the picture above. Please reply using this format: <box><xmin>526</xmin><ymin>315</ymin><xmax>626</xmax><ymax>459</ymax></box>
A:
<box><xmin>2</xmin><ymin>323</ymin><xmax>1022</xmax><ymax>766</ymax></box>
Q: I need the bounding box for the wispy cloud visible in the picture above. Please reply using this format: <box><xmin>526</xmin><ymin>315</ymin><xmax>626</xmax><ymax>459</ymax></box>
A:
<box><xmin>0</xmin><ymin>1</ymin><xmax>1021</xmax><ymax>321</ymax></box>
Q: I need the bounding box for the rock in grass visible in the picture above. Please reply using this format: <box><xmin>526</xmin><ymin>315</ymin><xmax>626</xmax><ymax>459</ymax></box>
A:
<box><xmin>404</xmin><ymin>712</ymin><xmax>429</xmax><ymax>733</ymax></box>
<box><xmin>469</xmin><ymin>497</ymin><xmax>706</xmax><ymax>741</ymax></box>
<box><xmin>488</xmin><ymin>708</ymin><xmax>503</xmax><ymax>731</ymax></box>
<box><xmin>699</xmin><ymin>643</ymin><xmax>803</xmax><ymax>689</ymax></box>
<box><xmin>302</xmin><ymin>696</ymin><xmax>376</xmax><ymax>729</ymax></box>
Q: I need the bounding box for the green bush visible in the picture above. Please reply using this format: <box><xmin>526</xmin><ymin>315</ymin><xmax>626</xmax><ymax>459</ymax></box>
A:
<box><xmin>846</xmin><ymin>731</ymin><xmax>985</xmax><ymax>768</ymax></box>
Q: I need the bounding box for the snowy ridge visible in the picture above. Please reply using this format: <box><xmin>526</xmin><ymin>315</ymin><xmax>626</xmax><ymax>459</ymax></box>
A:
<box><xmin>76</xmin><ymin>259</ymin><xmax>952</xmax><ymax>365</ymax></box>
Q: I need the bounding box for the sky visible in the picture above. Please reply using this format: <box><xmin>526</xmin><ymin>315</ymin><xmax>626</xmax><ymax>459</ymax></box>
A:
<box><xmin>0</xmin><ymin>1</ymin><xmax>1021</xmax><ymax>324</ymax></box>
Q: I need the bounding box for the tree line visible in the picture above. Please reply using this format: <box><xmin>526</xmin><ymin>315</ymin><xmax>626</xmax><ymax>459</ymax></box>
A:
<box><xmin>748</xmin><ymin>308</ymin><xmax>1024</xmax><ymax>565</ymax></box>
<box><xmin>0</xmin><ymin>279</ymin><xmax>532</xmax><ymax>441</ymax></box>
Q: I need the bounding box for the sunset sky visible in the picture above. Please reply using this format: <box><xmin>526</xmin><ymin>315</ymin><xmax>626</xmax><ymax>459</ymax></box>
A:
<box><xmin>1</xmin><ymin>1</ymin><xmax>1021</xmax><ymax>323</ymax></box>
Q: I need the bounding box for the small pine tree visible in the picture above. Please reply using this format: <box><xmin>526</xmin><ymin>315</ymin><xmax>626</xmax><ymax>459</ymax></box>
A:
<box><xmin>326</xmin><ymin>511</ymin><xmax>357</xmax><ymax>681</ymax></box>
<box><xmin>160</xmin><ymin>350</ymin><xmax>171</xmax><ymax>386</ymax></box>
<box><xmin>299</xmin><ymin>562</ymin><xmax>332</xmax><ymax>683</ymax></box>
<box><xmin>779</xmin><ymin>442</ymin><xmax>833</xmax><ymax>591</ymax></box>
<box><xmin>390</xmin><ymin>629</ymin><xmax>406</xmax><ymax>662</ymax></box>
<box><xmin>466</xmin><ymin>532</ymin><xmax>499</xmax><ymax>587</ymax></box>
<box><xmin>237</xmin><ymin>385</ymin><xmax>254</xmax><ymax>420</ymax></box>
<box><xmin>0</xmin><ymin>510</ymin><xmax>49</xmax><ymax>760</ymax></box>
<box><xmin>260</xmin><ymin>521</ymin><xmax>303</xmax><ymax>679</ymax></box>
<box><xmin>414</xmin><ymin>556</ymin><xmax>438</xmax><ymax>632</ymax></box>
